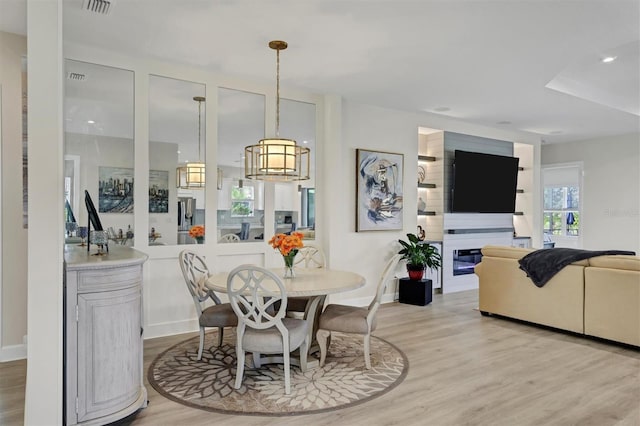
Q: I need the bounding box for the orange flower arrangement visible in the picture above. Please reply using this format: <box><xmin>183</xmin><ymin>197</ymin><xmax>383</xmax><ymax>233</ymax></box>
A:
<box><xmin>189</xmin><ymin>225</ymin><xmax>205</xmax><ymax>239</ymax></box>
<box><xmin>268</xmin><ymin>232</ymin><xmax>304</xmax><ymax>256</ymax></box>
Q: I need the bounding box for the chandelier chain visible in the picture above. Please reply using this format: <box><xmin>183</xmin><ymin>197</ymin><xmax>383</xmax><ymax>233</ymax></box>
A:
<box><xmin>197</xmin><ymin>99</ymin><xmax>202</xmax><ymax>160</ymax></box>
<box><xmin>276</xmin><ymin>47</ymin><xmax>280</xmax><ymax>137</ymax></box>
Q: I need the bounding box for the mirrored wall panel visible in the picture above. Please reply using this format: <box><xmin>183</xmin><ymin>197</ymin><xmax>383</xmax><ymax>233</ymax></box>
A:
<box><xmin>64</xmin><ymin>60</ymin><xmax>135</xmax><ymax>246</ymax></box>
<box><xmin>149</xmin><ymin>75</ymin><xmax>206</xmax><ymax>245</ymax></box>
<box><xmin>277</xmin><ymin>98</ymin><xmax>316</xmax><ymax>239</ymax></box>
<box><xmin>217</xmin><ymin>88</ymin><xmax>265</xmax><ymax>243</ymax></box>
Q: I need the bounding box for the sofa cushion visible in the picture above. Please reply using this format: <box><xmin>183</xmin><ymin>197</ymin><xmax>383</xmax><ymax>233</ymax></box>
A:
<box><xmin>585</xmin><ymin>266</ymin><xmax>640</xmax><ymax>346</ymax></box>
<box><xmin>588</xmin><ymin>255</ymin><xmax>640</xmax><ymax>271</ymax></box>
<box><xmin>481</xmin><ymin>245</ymin><xmax>532</xmax><ymax>260</ymax></box>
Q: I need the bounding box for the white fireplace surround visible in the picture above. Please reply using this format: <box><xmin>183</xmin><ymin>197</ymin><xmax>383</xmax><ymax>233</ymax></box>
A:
<box><xmin>442</xmin><ymin>213</ymin><xmax>514</xmax><ymax>293</ymax></box>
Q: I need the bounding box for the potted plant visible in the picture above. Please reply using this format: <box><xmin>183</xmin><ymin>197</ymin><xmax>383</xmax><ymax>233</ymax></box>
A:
<box><xmin>398</xmin><ymin>233</ymin><xmax>442</xmax><ymax>280</ymax></box>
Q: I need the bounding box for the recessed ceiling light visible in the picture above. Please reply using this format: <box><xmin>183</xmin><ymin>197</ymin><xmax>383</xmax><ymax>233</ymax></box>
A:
<box><xmin>177</xmin><ymin>150</ymin><xmax>181</xmax><ymax>154</ymax></box>
<box><xmin>602</xmin><ymin>56</ymin><xmax>617</xmax><ymax>63</ymax></box>
<box><xmin>87</xmin><ymin>120</ymin><xmax>95</xmax><ymax>124</ymax></box>
<box><xmin>302</xmin><ymin>140</ymin><xmax>308</xmax><ymax>144</ymax></box>
<box><xmin>434</xmin><ymin>107</ymin><xmax>451</xmax><ymax>112</ymax></box>
<box><xmin>497</xmin><ymin>121</ymin><xmax>511</xmax><ymax>125</ymax></box>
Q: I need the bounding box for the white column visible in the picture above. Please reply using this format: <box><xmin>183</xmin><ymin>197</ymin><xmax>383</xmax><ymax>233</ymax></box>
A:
<box><xmin>25</xmin><ymin>0</ymin><xmax>65</xmax><ymax>424</ymax></box>
<box><xmin>321</xmin><ymin>94</ymin><xmax>342</xmax><ymax>267</ymax></box>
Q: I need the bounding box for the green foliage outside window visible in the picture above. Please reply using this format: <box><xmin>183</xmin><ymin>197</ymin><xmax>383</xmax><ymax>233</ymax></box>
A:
<box><xmin>543</xmin><ymin>185</ymin><xmax>580</xmax><ymax>237</ymax></box>
<box><xmin>231</xmin><ymin>202</ymin><xmax>252</xmax><ymax>217</ymax></box>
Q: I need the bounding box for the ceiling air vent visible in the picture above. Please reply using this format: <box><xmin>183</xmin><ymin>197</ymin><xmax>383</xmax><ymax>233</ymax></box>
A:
<box><xmin>83</xmin><ymin>0</ymin><xmax>113</xmax><ymax>15</ymax></box>
<box><xmin>67</xmin><ymin>72</ymin><xmax>86</xmax><ymax>82</ymax></box>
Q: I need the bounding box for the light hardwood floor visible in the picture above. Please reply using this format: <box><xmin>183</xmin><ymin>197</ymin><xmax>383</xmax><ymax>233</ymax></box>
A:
<box><xmin>2</xmin><ymin>290</ymin><xmax>639</xmax><ymax>426</ymax></box>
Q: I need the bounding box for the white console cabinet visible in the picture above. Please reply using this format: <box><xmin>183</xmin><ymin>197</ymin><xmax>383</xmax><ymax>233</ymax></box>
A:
<box><xmin>64</xmin><ymin>244</ymin><xmax>148</xmax><ymax>425</ymax></box>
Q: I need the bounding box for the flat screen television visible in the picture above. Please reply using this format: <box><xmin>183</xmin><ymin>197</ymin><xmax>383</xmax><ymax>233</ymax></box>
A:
<box><xmin>451</xmin><ymin>150</ymin><xmax>519</xmax><ymax>213</ymax></box>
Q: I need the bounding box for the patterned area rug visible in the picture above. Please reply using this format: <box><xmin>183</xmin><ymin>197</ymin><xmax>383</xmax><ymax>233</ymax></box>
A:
<box><xmin>148</xmin><ymin>331</ymin><xmax>408</xmax><ymax>416</ymax></box>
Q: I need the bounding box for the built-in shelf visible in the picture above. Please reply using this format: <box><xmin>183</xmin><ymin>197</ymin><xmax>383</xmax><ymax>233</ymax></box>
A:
<box><xmin>518</xmin><ymin>166</ymin><xmax>524</xmax><ymax>171</ymax></box>
<box><xmin>418</xmin><ymin>155</ymin><xmax>436</xmax><ymax>162</ymax></box>
<box><xmin>418</xmin><ymin>183</ymin><xmax>436</xmax><ymax>189</ymax></box>
<box><xmin>418</xmin><ymin>211</ymin><xmax>437</xmax><ymax>216</ymax></box>
<box><xmin>446</xmin><ymin>227</ymin><xmax>514</xmax><ymax>234</ymax></box>
<box><xmin>516</xmin><ymin>189</ymin><xmax>524</xmax><ymax>193</ymax></box>
<box><xmin>513</xmin><ymin>212</ymin><xmax>524</xmax><ymax>216</ymax></box>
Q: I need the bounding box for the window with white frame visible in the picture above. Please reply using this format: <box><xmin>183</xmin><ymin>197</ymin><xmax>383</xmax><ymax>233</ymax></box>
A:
<box><xmin>542</xmin><ymin>164</ymin><xmax>581</xmax><ymax>237</ymax></box>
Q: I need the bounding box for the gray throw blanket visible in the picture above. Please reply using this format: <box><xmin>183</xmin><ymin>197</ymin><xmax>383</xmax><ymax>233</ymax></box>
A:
<box><xmin>518</xmin><ymin>248</ymin><xmax>636</xmax><ymax>288</ymax></box>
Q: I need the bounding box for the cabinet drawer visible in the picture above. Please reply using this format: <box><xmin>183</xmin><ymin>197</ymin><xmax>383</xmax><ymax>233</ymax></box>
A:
<box><xmin>77</xmin><ymin>265</ymin><xmax>142</xmax><ymax>293</ymax></box>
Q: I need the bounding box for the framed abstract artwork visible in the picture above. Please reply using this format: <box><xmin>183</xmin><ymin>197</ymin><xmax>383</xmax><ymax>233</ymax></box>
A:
<box><xmin>356</xmin><ymin>149</ymin><xmax>404</xmax><ymax>232</ymax></box>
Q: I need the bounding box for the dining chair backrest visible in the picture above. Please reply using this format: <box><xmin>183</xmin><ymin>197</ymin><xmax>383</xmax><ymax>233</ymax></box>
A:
<box><xmin>219</xmin><ymin>233</ymin><xmax>240</xmax><ymax>243</ymax></box>
<box><xmin>294</xmin><ymin>245</ymin><xmax>326</xmax><ymax>269</ymax></box>
<box><xmin>367</xmin><ymin>254</ymin><xmax>402</xmax><ymax>317</ymax></box>
<box><xmin>226</xmin><ymin>265</ymin><xmax>288</xmax><ymax>330</ymax></box>
<box><xmin>179</xmin><ymin>250</ymin><xmax>221</xmax><ymax>312</ymax></box>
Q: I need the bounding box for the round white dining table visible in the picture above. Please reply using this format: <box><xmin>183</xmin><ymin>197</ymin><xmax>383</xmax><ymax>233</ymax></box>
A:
<box><xmin>205</xmin><ymin>267</ymin><xmax>365</xmax><ymax>368</ymax></box>
<box><xmin>206</xmin><ymin>267</ymin><xmax>365</xmax><ymax>297</ymax></box>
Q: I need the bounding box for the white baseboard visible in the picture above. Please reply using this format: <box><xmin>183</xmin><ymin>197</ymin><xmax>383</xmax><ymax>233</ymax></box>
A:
<box><xmin>0</xmin><ymin>343</ymin><xmax>27</xmax><ymax>362</ymax></box>
<box><xmin>144</xmin><ymin>318</ymin><xmax>199</xmax><ymax>340</ymax></box>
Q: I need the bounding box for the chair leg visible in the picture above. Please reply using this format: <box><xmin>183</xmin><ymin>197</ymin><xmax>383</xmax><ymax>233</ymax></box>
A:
<box><xmin>252</xmin><ymin>352</ymin><xmax>261</xmax><ymax>368</ymax></box>
<box><xmin>283</xmin><ymin>348</ymin><xmax>291</xmax><ymax>395</ymax></box>
<box><xmin>299</xmin><ymin>336</ymin><xmax>309</xmax><ymax>373</ymax></box>
<box><xmin>363</xmin><ymin>333</ymin><xmax>371</xmax><ymax>369</ymax></box>
<box><xmin>234</xmin><ymin>334</ymin><xmax>245</xmax><ymax>390</ymax></box>
<box><xmin>283</xmin><ymin>336</ymin><xmax>291</xmax><ymax>394</ymax></box>
<box><xmin>217</xmin><ymin>327</ymin><xmax>224</xmax><ymax>347</ymax></box>
<box><xmin>316</xmin><ymin>329</ymin><xmax>330</xmax><ymax>367</ymax></box>
<box><xmin>197</xmin><ymin>327</ymin><xmax>205</xmax><ymax>360</ymax></box>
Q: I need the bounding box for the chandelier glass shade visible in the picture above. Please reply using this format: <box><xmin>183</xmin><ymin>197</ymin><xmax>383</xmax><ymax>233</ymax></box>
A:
<box><xmin>176</xmin><ymin>162</ymin><xmax>205</xmax><ymax>188</ymax></box>
<box><xmin>177</xmin><ymin>96</ymin><xmax>206</xmax><ymax>189</ymax></box>
<box><xmin>244</xmin><ymin>40</ymin><xmax>310</xmax><ymax>181</ymax></box>
<box><xmin>245</xmin><ymin>138</ymin><xmax>310</xmax><ymax>181</ymax></box>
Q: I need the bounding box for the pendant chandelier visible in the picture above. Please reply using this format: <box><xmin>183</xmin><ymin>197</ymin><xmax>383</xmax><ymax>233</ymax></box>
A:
<box><xmin>177</xmin><ymin>96</ymin><xmax>206</xmax><ymax>189</ymax></box>
<box><xmin>245</xmin><ymin>40</ymin><xmax>310</xmax><ymax>181</ymax></box>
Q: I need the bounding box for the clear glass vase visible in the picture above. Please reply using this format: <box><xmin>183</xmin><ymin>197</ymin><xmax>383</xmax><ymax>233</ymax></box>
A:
<box><xmin>282</xmin><ymin>250</ymin><xmax>298</xmax><ymax>278</ymax></box>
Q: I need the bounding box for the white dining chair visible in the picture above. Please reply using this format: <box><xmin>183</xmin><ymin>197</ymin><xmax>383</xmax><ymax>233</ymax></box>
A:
<box><xmin>316</xmin><ymin>254</ymin><xmax>402</xmax><ymax>369</ymax></box>
<box><xmin>287</xmin><ymin>245</ymin><xmax>327</xmax><ymax>316</ymax></box>
<box><xmin>179</xmin><ymin>250</ymin><xmax>238</xmax><ymax>360</ymax></box>
<box><xmin>293</xmin><ymin>244</ymin><xmax>326</xmax><ymax>269</ymax></box>
<box><xmin>219</xmin><ymin>233</ymin><xmax>240</xmax><ymax>243</ymax></box>
<box><xmin>227</xmin><ymin>265</ymin><xmax>308</xmax><ymax>394</ymax></box>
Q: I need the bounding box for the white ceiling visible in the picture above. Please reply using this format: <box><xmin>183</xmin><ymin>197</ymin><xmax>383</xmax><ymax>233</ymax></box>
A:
<box><xmin>3</xmin><ymin>0</ymin><xmax>640</xmax><ymax>145</ymax></box>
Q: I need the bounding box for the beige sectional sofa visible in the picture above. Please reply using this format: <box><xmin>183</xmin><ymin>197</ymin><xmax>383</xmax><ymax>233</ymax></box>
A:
<box><xmin>475</xmin><ymin>245</ymin><xmax>640</xmax><ymax>347</ymax></box>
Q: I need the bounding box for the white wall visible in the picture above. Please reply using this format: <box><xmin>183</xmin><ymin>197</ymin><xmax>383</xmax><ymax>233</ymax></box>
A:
<box><xmin>541</xmin><ymin>133</ymin><xmax>640</xmax><ymax>253</ymax></box>
<box><xmin>0</xmin><ymin>31</ymin><xmax>28</xmax><ymax>361</ymax></box>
